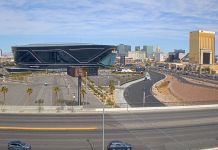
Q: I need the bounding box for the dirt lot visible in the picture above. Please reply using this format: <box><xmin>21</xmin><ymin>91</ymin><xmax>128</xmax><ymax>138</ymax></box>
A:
<box><xmin>153</xmin><ymin>75</ymin><xmax>218</xmax><ymax>104</ymax></box>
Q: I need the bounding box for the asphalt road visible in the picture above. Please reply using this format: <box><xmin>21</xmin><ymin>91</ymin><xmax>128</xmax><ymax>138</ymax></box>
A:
<box><xmin>0</xmin><ymin>108</ymin><xmax>218</xmax><ymax>150</ymax></box>
<box><xmin>124</xmin><ymin>70</ymin><xmax>165</xmax><ymax>107</ymax></box>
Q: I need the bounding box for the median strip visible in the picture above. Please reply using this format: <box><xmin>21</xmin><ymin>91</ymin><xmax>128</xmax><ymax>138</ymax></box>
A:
<box><xmin>0</xmin><ymin>127</ymin><xmax>97</xmax><ymax>130</ymax></box>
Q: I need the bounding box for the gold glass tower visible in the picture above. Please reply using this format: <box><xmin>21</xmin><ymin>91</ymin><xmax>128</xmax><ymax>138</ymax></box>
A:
<box><xmin>189</xmin><ymin>30</ymin><xmax>215</xmax><ymax>64</ymax></box>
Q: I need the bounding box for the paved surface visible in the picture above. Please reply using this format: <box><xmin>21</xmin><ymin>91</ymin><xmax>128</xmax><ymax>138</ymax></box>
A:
<box><xmin>124</xmin><ymin>71</ymin><xmax>165</xmax><ymax>107</ymax></box>
<box><xmin>0</xmin><ymin>74</ymin><xmax>102</xmax><ymax>108</ymax></box>
<box><xmin>0</xmin><ymin>107</ymin><xmax>218</xmax><ymax>150</ymax></box>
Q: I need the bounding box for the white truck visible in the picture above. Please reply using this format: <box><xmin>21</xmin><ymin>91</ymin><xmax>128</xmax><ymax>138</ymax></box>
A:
<box><xmin>145</xmin><ymin>76</ymin><xmax>151</xmax><ymax>81</ymax></box>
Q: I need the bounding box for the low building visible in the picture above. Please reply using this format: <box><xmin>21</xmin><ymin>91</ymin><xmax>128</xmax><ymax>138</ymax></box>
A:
<box><xmin>128</xmin><ymin>51</ymin><xmax>146</xmax><ymax>60</ymax></box>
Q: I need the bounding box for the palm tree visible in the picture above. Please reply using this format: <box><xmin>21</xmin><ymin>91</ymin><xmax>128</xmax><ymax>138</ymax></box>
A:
<box><xmin>80</xmin><ymin>89</ymin><xmax>86</xmax><ymax>108</ymax></box>
<box><xmin>109</xmin><ymin>84</ymin><xmax>115</xmax><ymax>102</ymax></box>
<box><xmin>26</xmin><ymin>88</ymin><xmax>33</xmax><ymax>106</ymax></box>
<box><xmin>110</xmin><ymin>80</ymin><xmax>114</xmax><ymax>85</ymax></box>
<box><xmin>118</xmin><ymin>77</ymin><xmax>121</xmax><ymax>86</ymax></box>
<box><xmin>52</xmin><ymin>86</ymin><xmax>60</xmax><ymax>106</ymax></box>
<box><xmin>0</xmin><ymin>86</ymin><xmax>9</xmax><ymax>106</ymax></box>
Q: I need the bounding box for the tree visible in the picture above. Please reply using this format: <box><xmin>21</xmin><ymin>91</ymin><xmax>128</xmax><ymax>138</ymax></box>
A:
<box><xmin>118</xmin><ymin>77</ymin><xmax>120</xmax><ymax>81</ymax></box>
<box><xmin>109</xmin><ymin>84</ymin><xmax>115</xmax><ymax>102</ymax></box>
<box><xmin>57</xmin><ymin>99</ymin><xmax>65</xmax><ymax>111</ymax></box>
<box><xmin>35</xmin><ymin>99</ymin><xmax>44</xmax><ymax>112</ymax></box>
<box><xmin>57</xmin><ymin>99</ymin><xmax>65</xmax><ymax>106</ymax></box>
<box><xmin>18</xmin><ymin>76</ymin><xmax>24</xmax><ymax>82</ymax></box>
<box><xmin>109</xmin><ymin>80</ymin><xmax>114</xmax><ymax>85</ymax></box>
<box><xmin>80</xmin><ymin>89</ymin><xmax>86</xmax><ymax>108</ymax></box>
<box><xmin>122</xmin><ymin>75</ymin><xmax>125</xmax><ymax>82</ymax></box>
<box><xmin>0</xmin><ymin>86</ymin><xmax>9</xmax><ymax>106</ymax></box>
<box><xmin>26</xmin><ymin>88</ymin><xmax>33</xmax><ymax>106</ymax></box>
<box><xmin>52</xmin><ymin>86</ymin><xmax>60</xmax><ymax>106</ymax></box>
<box><xmin>68</xmin><ymin>100</ymin><xmax>77</xmax><ymax>111</ymax></box>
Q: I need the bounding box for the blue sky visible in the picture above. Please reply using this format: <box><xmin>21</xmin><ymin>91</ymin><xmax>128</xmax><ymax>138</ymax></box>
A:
<box><xmin>0</xmin><ymin>0</ymin><xmax>218</xmax><ymax>55</ymax></box>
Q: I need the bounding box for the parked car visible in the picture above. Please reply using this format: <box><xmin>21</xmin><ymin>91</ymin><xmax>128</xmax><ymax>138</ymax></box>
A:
<box><xmin>8</xmin><ymin>141</ymin><xmax>31</xmax><ymax>150</ymax></box>
<box><xmin>107</xmin><ymin>141</ymin><xmax>132</xmax><ymax>150</ymax></box>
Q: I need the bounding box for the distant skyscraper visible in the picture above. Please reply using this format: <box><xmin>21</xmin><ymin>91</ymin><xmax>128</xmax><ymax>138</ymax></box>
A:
<box><xmin>124</xmin><ymin>45</ymin><xmax>131</xmax><ymax>57</ymax></box>
<box><xmin>118</xmin><ymin>44</ymin><xmax>125</xmax><ymax>56</ymax></box>
<box><xmin>156</xmin><ymin>45</ymin><xmax>161</xmax><ymax>53</ymax></box>
<box><xmin>0</xmin><ymin>49</ymin><xmax>2</xmax><ymax>57</ymax></box>
<box><xmin>135</xmin><ymin>46</ymin><xmax>140</xmax><ymax>51</ymax></box>
<box><xmin>189</xmin><ymin>30</ymin><xmax>215</xmax><ymax>64</ymax></box>
<box><xmin>118</xmin><ymin>44</ymin><xmax>131</xmax><ymax>57</ymax></box>
<box><xmin>143</xmin><ymin>45</ymin><xmax>153</xmax><ymax>58</ymax></box>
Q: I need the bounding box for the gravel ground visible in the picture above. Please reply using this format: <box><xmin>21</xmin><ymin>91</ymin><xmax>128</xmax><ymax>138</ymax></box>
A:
<box><xmin>167</xmin><ymin>75</ymin><xmax>218</xmax><ymax>101</ymax></box>
<box><xmin>153</xmin><ymin>75</ymin><xmax>218</xmax><ymax>105</ymax></box>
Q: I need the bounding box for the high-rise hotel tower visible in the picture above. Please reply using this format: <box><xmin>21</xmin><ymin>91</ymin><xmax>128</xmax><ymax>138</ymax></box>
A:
<box><xmin>189</xmin><ymin>30</ymin><xmax>215</xmax><ymax>64</ymax></box>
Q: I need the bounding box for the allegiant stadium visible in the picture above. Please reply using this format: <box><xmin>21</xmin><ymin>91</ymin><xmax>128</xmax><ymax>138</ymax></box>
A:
<box><xmin>11</xmin><ymin>43</ymin><xmax>117</xmax><ymax>69</ymax></box>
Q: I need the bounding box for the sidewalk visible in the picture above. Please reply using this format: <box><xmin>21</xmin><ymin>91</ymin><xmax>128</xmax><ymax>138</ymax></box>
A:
<box><xmin>114</xmin><ymin>77</ymin><xmax>145</xmax><ymax>108</ymax></box>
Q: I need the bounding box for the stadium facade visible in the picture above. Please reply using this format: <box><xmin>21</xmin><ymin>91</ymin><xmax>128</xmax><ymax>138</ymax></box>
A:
<box><xmin>12</xmin><ymin>43</ymin><xmax>118</xmax><ymax>69</ymax></box>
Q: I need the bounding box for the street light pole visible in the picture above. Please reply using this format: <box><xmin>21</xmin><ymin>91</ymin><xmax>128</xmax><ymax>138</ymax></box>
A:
<box><xmin>165</xmin><ymin>91</ymin><xmax>166</xmax><ymax>103</ymax></box>
<box><xmin>143</xmin><ymin>87</ymin><xmax>146</xmax><ymax>107</ymax></box>
<box><xmin>102</xmin><ymin>90</ymin><xmax>105</xmax><ymax>150</ymax></box>
<box><xmin>67</xmin><ymin>83</ymin><xmax>70</xmax><ymax>95</ymax></box>
<box><xmin>86</xmin><ymin>72</ymin><xmax>87</xmax><ymax>108</ymax></box>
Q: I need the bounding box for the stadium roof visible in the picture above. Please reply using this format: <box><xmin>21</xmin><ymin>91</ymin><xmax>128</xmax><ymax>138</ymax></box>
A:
<box><xmin>12</xmin><ymin>43</ymin><xmax>101</xmax><ymax>47</ymax></box>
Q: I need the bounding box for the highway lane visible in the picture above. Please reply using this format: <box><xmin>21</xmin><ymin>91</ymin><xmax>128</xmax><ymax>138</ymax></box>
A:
<box><xmin>124</xmin><ymin>71</ymin><xmax>165</xmax><ymax>107</ymax></box>
<box><xmin>0</xmin><ymin>108</ymin><xmax>218</xmax><ymax>149</ymax></box>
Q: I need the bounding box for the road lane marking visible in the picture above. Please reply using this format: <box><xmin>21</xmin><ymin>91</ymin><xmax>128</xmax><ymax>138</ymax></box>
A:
<box><xmin>0</xmin><ymin>127</ymin><xmax>97</xmax><ymax>130</ymax></box>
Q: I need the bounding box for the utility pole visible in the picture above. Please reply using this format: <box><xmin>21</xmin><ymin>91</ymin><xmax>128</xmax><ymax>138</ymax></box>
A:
<box><xmin>102</xmin><ymin>90</ymin><xmax>105</xmax><ymax>150</ymax></box>
<box><xmin>143</xmin><ymin>87</ymin><xmax>146</xmax><ymax>107</ymax></box>
<box><xmin>86</xmin><ymin>72</ymin><xmax>87</xmax><ymax>108</ymax></box>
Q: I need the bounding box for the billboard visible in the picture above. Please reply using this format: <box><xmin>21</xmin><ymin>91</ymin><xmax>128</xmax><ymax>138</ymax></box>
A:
<box><xmin>174</xmin><ymin>49</ymin><xmax>185</xmax><ymax>53</ymax></box>
<box><xmin>67</xmin><ymin>67</ymin><xmax>98</xmax><ymax>77</ymax></box>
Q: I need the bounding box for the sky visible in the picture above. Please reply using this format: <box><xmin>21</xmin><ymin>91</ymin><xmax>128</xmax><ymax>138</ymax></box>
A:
<box><xmin>0</xmin><ymin>0</ymin><xmax>218</xmax><ymax>55</ymax></box>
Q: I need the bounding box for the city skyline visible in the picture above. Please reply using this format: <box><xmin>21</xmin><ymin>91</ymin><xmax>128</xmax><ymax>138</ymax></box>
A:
<box><xmin>0</xmin><ymin>0</ymin><xmax>217</xmax><ymax>54</ymax></box>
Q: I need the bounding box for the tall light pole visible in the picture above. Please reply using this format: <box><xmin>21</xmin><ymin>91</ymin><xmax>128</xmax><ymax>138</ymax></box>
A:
<box><xmin>67</xmin><ymin>83</ymin><xmax>70</xmax><ymax>95</ymax></box>
<box><xmin>86</xmin><ymin>72</ymin><xmax>87</xmax><ymax>108</ymax></box>
<box><xmin>199</xmin><ymin>48</ymin><xmax>202</xmax><ymax>77</ymax></box>
<box><xmin>143</xmin><ymin>87</ymin><xmax>146</xmax><ymax>107</ymax></box>
<box><xmin>165</xmin><ymin>91</ymin><xmax>166</xmax><ymax>103</ymax></box>
<box><xmin>102</xmin><ymin>90</ymin><xmax>105</xmax><ymax>150</ymax></box>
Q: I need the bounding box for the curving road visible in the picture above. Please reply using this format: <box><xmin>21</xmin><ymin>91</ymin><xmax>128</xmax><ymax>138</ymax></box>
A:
<box><xmin>0</xmin><ymin>108</ymin><xmax>218</xmax><ymax>150</ymax></box>
<box><xmin>124</xmin><ymin>71</ymin><xmax>165</xmax><ymax>107</ymax></box>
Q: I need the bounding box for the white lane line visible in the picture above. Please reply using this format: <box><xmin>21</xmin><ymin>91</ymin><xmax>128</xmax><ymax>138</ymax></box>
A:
<box><xmin>108</xmin><ymin>113</ymin><xmax>152</xmax><ymax>150</ymax></box>
<box><xmin>130</xmin><ymin>112</ymin><xmax>188</xmax><ymax>149</ymax></box>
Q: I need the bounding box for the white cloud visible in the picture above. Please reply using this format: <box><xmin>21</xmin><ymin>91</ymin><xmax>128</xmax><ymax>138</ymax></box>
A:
<box><xmin>0</xmin><ymin>0</ymin><xmax>217</xmax><ymax>40</ymax></box>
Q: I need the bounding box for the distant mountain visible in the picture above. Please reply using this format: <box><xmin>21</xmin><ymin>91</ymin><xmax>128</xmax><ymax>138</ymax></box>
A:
<box><xmin>2</xmin><ymin>52</ymin><xmax>12</xmax><ymax>56</ymax></box>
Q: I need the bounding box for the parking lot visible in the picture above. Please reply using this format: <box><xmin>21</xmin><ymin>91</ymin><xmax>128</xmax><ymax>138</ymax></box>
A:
<box><xmin>0</xmin><ymin>74</ymin><xmax>103</xmax><ymax>108</ymax></box>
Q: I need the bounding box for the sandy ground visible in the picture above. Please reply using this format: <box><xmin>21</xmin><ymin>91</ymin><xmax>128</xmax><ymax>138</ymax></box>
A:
<box><xmin>153</xmin><ymin>75</ymin><xmax>218</xmax><ymax>105</ymax></box>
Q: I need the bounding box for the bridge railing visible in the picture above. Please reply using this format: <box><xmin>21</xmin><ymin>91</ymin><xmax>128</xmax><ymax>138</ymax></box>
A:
<box><xmin>116</xmin><ymin>100</ymin><xmax>218</xmax><ymax>108</ymax></box>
